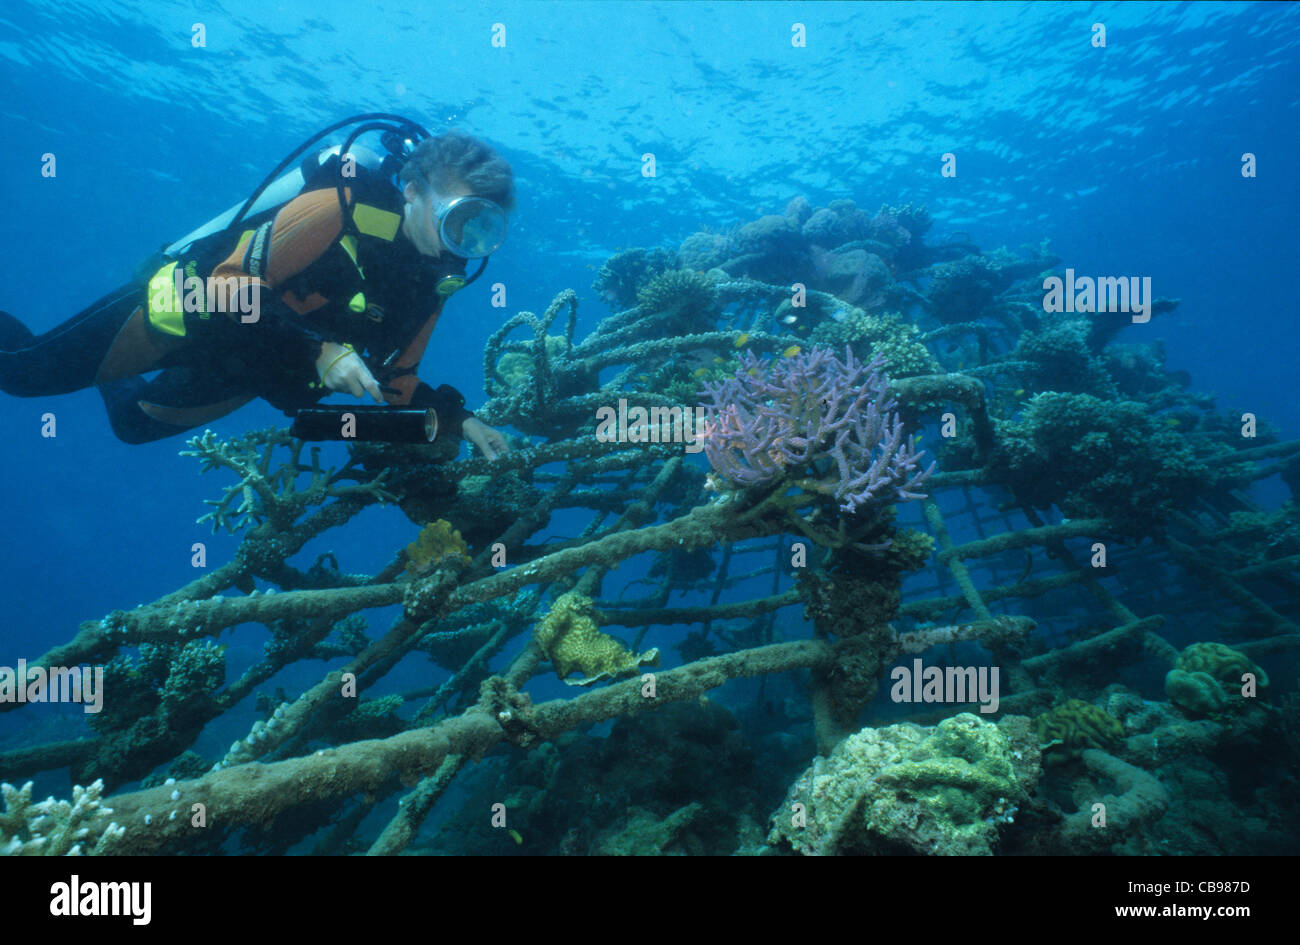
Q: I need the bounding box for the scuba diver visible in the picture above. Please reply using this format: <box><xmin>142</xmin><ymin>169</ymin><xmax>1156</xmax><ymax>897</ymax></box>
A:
<box><xmin>0</xmin><ymin>114</ymin><xmax>511</xmax><ymax>458</ymax></box>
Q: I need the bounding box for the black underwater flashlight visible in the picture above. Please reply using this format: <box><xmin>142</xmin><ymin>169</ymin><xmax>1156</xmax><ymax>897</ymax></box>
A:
<box><xmin>290</xmin><ymin>405</ymin><xmax>438</xmax><ymax>443</ymax></box>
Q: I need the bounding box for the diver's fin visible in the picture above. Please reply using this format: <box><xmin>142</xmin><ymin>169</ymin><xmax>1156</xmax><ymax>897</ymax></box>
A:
<box><xmin>0</xmin><ymin>311</ymin><xmax>36</xmax><ymax>351</ymax></box>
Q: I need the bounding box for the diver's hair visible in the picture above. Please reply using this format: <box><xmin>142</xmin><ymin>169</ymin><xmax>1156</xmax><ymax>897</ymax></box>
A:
<box><xmin>400</xmin><ymin>131</ymin><xmax>516</xmax><ymax>211</ymax></box>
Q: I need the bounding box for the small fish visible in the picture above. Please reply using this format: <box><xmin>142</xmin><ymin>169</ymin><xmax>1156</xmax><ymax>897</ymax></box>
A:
<box><xmin>782</xmin><ymin>345</ymin><xmax>801</xmax><ymax>358</ymax></box>
<box><xmin>508</xmin><ymin>829</ymin><xmax>523</xmax><ymax>845</ymax></box>
<box><xmin>831</xmin><ymin>308</ymin><xmax>848</xmax><ymax>323</ymax></box>
<box><xmin>734</xmin><ymin>332</ymin><xmax>750</xmax><ymax>347</ymax></box>
<box><xmin>781</xmin><ymin>314</ymin><xmax>799</xmax><ymax>325</ymax></box>
<box><xmin>693</xmin><ymin>367</ymin><xmax>709</xmax><ymax>378</ymax></box>
<box><xmin>1013</xmin><ymin>388</ymin><xmax>1025</xmax><ymax>397</ymax></box>
<box><xmin>712</xmin><ymin>356</ymin><xmax>725</xmax><ymax>364</ymax></box>
<box><xmin>1164</xmin><ymin>417</ymin><xmax>1181</xmax><ymax>427</ymax></box>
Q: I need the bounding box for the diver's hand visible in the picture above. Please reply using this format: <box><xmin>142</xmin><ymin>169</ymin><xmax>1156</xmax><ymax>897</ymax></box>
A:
<box><xmin>316</xmin><ymin>342</ymin><xmax>383</xmax><ymax>403</ymax></box>
<box><xmin>462</xmin><ymin>417</ymin><xmax>509</xmax><ymax>460</ymax></box>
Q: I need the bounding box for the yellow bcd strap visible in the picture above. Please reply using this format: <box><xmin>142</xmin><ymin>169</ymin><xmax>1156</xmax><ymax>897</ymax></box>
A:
<box><xmin>146</xmin><ymin>261</ymin><xmax>186</xmax><ymax>337</ymax></box>
<box><xmin>351</xmin><ymin>204</ymin><xmax>400</xmax><ymax>241</ymax></box>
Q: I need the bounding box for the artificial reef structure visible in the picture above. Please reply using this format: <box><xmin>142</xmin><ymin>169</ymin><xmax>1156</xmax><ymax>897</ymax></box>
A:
<box><xmin>1</xmin><ymin>195</ymin><xmax>1297</xmax><ymax>856</ymax></box>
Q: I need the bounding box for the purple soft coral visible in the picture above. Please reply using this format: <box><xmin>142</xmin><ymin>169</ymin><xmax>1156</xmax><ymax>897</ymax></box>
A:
<box><xmin>698</xmin><ymin>345</ymin><xmax>935</xmax><ymax>513</ymax></box>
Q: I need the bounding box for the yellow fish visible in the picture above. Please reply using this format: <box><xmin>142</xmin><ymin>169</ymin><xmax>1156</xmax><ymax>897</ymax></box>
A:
<box><xmin>734</xmin><ymin>332</ymin><xmax>750</xmax><ymax>347</ymax></box>
<box><xmin>693</xmin><ymin>367</ymin><xmax>709</xmax><ymax>378</ymax></box>
<box><xmin>712</xmin><ymin>356</ymin><xmax>725</xmax><ymax>364</ymax></box>
<box><xmin>1164</xmin><ymin>417</ymin><xmax>1181</xmax><ymax>427</ymax></box>
<box><xmin>508</xmin><ymin>829</ymin><xmax>523</xmax><ymax>845</ymax></box>
<box><xmin>782</xmin><ymin>345</ymin><xmax>801</xmax><ymax>358</ymax></box>
<box><xmin>1013</xmin><ymin>388</ymin><xmax>1025</xmax><ymax>397</ymax></box>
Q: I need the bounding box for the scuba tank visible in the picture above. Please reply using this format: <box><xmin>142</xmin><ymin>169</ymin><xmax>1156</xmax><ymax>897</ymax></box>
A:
<box><xmin>161</xmin><ymin>113</ymin><xmax>431</xmax><ymax>259</ymax></box>
<box><xmin>163</xmin><ymin>144</ymin><xmax>386</xmax><ymax>256</ymax></box>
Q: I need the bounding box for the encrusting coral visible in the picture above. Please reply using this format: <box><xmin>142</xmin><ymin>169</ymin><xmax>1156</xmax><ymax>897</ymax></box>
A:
<box><xmin>1058</xmin><ymin>750</ymin><xmax>1171</xmax><ymax>855</ymax></box>
<box><xmin>926</xmin><ymin>254</ymin><xmax>1000</xmax><ymax>323</ymax></box>
<box><xmin>1033</xmin><ymin>698</ymin><xmax>1124</xmax><ymax>764</ymax></box>
<box><xmin>1165</xmin><ymin>642</ymin><xmax>1268</xmax><ymax>717</ymax></box>
<box><xmin>533</xmin><ymin>591</ymin><xmax>660</xmax><ymax>686</ymax></box>
<box><xmin>987</xmin><ymin>391</ymin><xmax>1221</xmax><ymax>536</ymax></box>
<box><xmin>767</xmin><ymin>713</ymin><xmax>1039</xmax><ymax>855</ymax></box>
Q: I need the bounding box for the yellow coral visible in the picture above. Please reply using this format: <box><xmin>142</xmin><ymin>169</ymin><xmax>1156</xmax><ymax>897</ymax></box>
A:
<box><xmin>1033</xmin><ymin>698</ymin><xmax>1123</xmax><ymax>762</ymax></box>
<box><xmin>1165</xmin><ymin>642</ymin><xmax>1268</xmax><ymax>716</ymax></box>
<box><xmin>533</xmin><ymin>591</ymin><xmax>659</xmax><ymax>686</ymax></box>
<box><xmin>405</xmin><ymin>520</ymin><xmax>471</xmax><ymax>575</ymax></box>
<box><xmin>1176</xmin><ymin>642</ymin><xmax>1268</xmax><ymax>689</ymax></box>
<box><xmin>494</xmin><ymin>336</ymin><xmax>569</xmax><ymax>389</ymax></box>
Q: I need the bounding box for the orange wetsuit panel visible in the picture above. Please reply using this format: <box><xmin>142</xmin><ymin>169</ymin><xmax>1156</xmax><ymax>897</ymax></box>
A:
<box><xmin>208</xmin><ymin>189</ymin><xmax>347</xmax><ymax>319</ymax></box>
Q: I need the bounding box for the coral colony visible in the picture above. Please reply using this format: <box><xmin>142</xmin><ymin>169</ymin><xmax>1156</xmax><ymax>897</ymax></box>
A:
<box><xmin>2</xmin><ymin>194</ymin><xmax>1296</xmax><ymax>857</ymax></box>
<box><xmin>698</xmin><ymin>346</ymin><xmax>934</xmax><ymax>513</ymax></box>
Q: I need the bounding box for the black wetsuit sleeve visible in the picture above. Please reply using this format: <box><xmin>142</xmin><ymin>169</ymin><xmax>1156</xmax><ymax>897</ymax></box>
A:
<box><xmin>238</xmin><ymin>288</ymin><xmax>327</xmax><ymax>366</ymax></box>
<box><xmin>206</xmin><ymin>286</ymin><xmax>328</xmax><ymax>413</ymax></box>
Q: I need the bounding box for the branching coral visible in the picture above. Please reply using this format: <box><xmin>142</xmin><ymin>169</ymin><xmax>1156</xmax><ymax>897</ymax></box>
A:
<box><xmin>181</xmin><ymin>428</ymin><xmax>396</xmax><ymax>534</ymax></box>
<box><xmin>699</xmin><ymin>345</ymin><xmax>934</xmax><ymax>513</ymax></box>
<box><xmin>810</xmin><ymin>309</ymin><xmax>939</xmax><ymax>378</ymax></box>
<box><xmin>80</xmin><ymin>640</ymin><xmax>229</xmax><ymax>788</ymax></box>
<box><xmin>1</xmin><ymin>780</ymin><xmax>123</xmax><ymax>855</ymax></box>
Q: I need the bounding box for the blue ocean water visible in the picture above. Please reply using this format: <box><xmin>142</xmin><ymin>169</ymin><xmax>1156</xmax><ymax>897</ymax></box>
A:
<box><xmin>0</xmin><ymin>0</ymin><xmax>1296</xmax><ymax>858</ymax></box>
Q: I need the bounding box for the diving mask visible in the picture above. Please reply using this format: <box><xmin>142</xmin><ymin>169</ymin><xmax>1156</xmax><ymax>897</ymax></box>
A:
<box><xmin>434</xmin><ymin>194</ymin><xmax>508</xmax><ymax>259</ymax></box>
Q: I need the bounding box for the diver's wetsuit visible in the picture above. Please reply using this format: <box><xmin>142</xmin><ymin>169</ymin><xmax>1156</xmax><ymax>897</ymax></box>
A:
<box><xmin>0</xmin><ymin>183</ymin><xmax>473</xmax><ymax>443</ymax></box>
